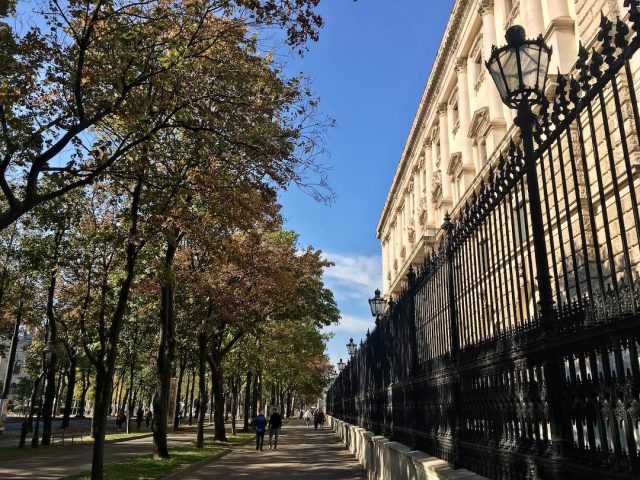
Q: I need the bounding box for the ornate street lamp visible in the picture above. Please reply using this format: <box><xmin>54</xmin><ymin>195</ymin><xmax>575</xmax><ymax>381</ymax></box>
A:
<box><xmin>337</xmin><ymin>358</ymin><xmax>345</xmax><ymax>372</ymax></box>
<box><xmin>346</xmin><ymin>338</ymin><xmax>357</xmax><ymax>358</ymax></box>
<box><xmin>368</xmin><ymin>289</ymin><xmax>386</xmax><ymax>318</ymax></box>
<box><xmin>486</xmin><ymin>25</ymin><xmax>554</xmax><ymax>324</ymax></box>
<box><xmin>486</xmin><ymin>26</ymin><xmax>552</xmax><ymax>110</ymax></box>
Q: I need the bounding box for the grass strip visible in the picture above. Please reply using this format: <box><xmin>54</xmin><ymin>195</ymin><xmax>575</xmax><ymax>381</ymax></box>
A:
<box><xmin>0</xmin><ymin>431</ymin><xmax>151</xmax><ymax>462</ymax></box>
<box><xmin>62</xmin><ymin>444</ymin><xmax>227</xmax><ymax>480</ymax></box>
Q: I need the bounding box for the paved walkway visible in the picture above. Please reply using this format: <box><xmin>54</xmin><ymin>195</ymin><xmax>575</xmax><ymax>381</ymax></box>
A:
<box><xmin>183</xmin><ymin>420</ymin><xmax>366</xmax><ymax>480</ymax></box>
<box><xmin>0</xmin><ymin>430</ymin><xmax>195</xmax><ymax>479</ymax></box>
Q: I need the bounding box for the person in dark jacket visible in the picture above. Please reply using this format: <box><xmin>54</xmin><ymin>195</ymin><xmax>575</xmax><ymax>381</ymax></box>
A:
<box><xmin>254</xmin><ymin>410</ymin><xmax>267</xmax><ymax>451</ymax></box>
<box><xmin>268</xmin><ymin>408</ymin><xmax>282</xmax><ymax>450</ymax></box>
<box><xmin>136</xmin><ymin>407</ymin><xmax>144</xmax><ymax>431</ymax></box>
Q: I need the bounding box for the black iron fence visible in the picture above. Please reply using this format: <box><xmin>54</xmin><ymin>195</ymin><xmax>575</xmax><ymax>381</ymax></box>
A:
<box><xmin>327</xmin><ymin>4</ymin><xmax>640</xmax><ymax>480</ymax></box>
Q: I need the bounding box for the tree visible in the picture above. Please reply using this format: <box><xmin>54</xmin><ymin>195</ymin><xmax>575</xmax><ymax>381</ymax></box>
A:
<box><xmin>0</xmin><ymin>0</ymin><xmax>328</xmax><ymax>231</ymax></box>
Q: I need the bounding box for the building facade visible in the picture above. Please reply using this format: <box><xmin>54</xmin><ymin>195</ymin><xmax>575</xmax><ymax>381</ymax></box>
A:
<box><xmin>377</xmin><ymin>0</ymin><xmax>630</xmax><ymax>297</ymax></box>
<box><xmin>0</xmin><ymin>332</ymin><xmax>32</xmax><ymax>396</ymax></box>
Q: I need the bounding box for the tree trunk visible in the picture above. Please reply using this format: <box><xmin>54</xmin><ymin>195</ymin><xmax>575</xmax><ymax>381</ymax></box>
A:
<box><xmin>152</xmin><ymin>234</ymin><xmax>179</xmax><ymax>459</ymax></box>
<box><xmin>230</xmin><ymin>375</ymin><xmax>238</xmax><ymax>436</ymax></box>
<box><xmin>79</xmin><ymin>369</ymin><xmax>90</xmax><ymax>418</ymax></box>
<box><xmin>196</xmin><ymin>332</ymin><xmax>207</xmax><ymax>448</ymax></box>
<box><xmin>91</xmin><ymin>366</ymin><xmax>113</xmax><ymax>480</ymax></box>
<box><xmin>53</xmin><ymin>368</ymin><xmax>65</xmax><ymax>420</ymax></box>
<box><xmin>183</xmin><ymin>370</ymin><xmax>191</xmax><ymax>423</ymax></box>
<box><xmin>27</xmin><ymin>375</ymin><xmax>42</xmax><ymax>432</ymax></box>
<box><xmin>126</xmin><ymin>358</ymin><xmax>135</xmax><ymax>434</ymax></box>
<box><xmin>188</xmin><ymin>367</ymin><xmax>195</xmax><ymax>426</ymax></box>
<box><xmin>286</xmin><ymin>391</ymin><xmax>292</xmax><ymax>418</ymax></box>
<box><xmin>243</xmin><ymin>371</ymin><xmax>251</xmax><ymax>432</ymax></box>
<box><xmin>209</xmin><ymin>356</ymin><xmax>226</xmax><ymax>442</ymax></box>
<box><xmin>89</xmin><ymin>173</ymin><xmax>144</xmax><ymax>480</ymax></box>
<box><xmin>251</xmin><ymin>372</ymin><xmax>259</xmax><ymax>419</ymax></box>
<box><xmin>61</xmin><ymin>357</ymin><xmax>77</xmax><ymax>428</ymax></box>
<box><xmin>1</xmin><ymin>299</ymin><xmax>23</xmax><ymax>399</ymax></box>
<box><xmin>42</xmin><ymin>266</ymin><xmax>59</xmax><ymax>446</ymax></box>
<box><xmin>209</xmin><ymin>372</ymin><xmax>214</xmax><ymax>424</ymax></box>
<box><xmin>173</xmin><ymin>359</ymin><xmax>185</xmax><ymax>431</ymax></box>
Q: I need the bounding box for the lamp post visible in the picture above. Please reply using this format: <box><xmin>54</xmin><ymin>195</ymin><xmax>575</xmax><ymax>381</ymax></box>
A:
<box><xmin>486</xmin><ymin>25</ymin><xmax>555</xmax><ymax>326</ymax></box>
<box><xmin>346</xmin><ymin>338</ymin><xmax>357</xmax><ymax>359</ymax></box>
<box><xmin>368</xmin><ymin>289</ymin><xmax>386</xmax><ymax>326</ymax></box>
<box><xmin>337</xmin><ymin>358</ymin><xmax>345</xmax><ymax>372</ymax></box>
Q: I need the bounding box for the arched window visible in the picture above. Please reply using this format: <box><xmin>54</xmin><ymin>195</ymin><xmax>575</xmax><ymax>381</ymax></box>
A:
<box><xmin>13</xmin><ymin>361</ymin><xmax>22</xmax><ymax>375</ymax></box>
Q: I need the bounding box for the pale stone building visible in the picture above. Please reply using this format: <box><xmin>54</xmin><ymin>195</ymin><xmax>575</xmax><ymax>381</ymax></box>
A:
<box><xmin>377</xmin><ymin>0</ymin><xmax>632</xmax><ymax>297</ymax></box>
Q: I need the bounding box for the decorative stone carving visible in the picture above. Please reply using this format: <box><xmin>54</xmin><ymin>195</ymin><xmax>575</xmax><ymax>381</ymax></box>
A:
<box><xmin>407</xmin><ymin>217</ymin><xmax>416</xmax><ymax>244</ymax></box>
<box><xmin>432</xmin><ymin>171</ymin><xmax>442</xmax><ymax>203</ymax></box>
<box><xmin>418</xmin><ymin>196</ymin><xmax>428</xmax><ymax>226</ymax></box>
<box><xmin>437</xmin><ymin>102</ymin><xmax>448</xmax><ymax>116</ymax></box>
<box><xmin>468</xmin><ymin>106</ymin><xmax>491</xmax><ymax>139</ymax></box>
<box><xmin>455</xmin><ymin>57</ymin><xmax>468</xmax><ymax>73</ymax></box>
<box><xmin>447</xmin><ymin>152</ymin><xmax>463</xmax><ymax>177</ymax></box>
<box><xmin>478</xmin><ymin>0</ymin><xmax>494</xmax><ymax>17</ymax></box>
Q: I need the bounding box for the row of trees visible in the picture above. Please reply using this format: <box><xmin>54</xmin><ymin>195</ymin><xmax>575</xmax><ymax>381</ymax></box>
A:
<box><xmin>0</xmin><ymin>1</ymin><xmax>339</xmax><ymax>479</ymax></box>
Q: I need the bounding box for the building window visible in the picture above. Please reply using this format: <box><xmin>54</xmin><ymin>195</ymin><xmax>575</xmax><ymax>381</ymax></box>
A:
<box><xmin>470</xmin><ymin>33</ymin><xmax>484</xmax><ymax>91</ymax></box>
<box><xmin>450</xmin><ymin>89</ymin><xmax>460</xmax><ymax>134</ymax></box>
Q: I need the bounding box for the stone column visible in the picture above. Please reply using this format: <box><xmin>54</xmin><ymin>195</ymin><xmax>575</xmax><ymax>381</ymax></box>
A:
<box><xmin>520</xmin><ymin>0</ymin><xmax>545</xmax><ymax>36</ymax></box>
<box><xmin>424</xmin><ymin>141</ymin><xmax>436</xmax><ymax>228</ymax></box>
<box><xmin>381</xmin><ymin>239</ymin><xmax>388</xmax><ymax>293</ymax></box>
<box><xmin>456</xmin><ymin>57</ymin><xmax>476</xmax><ymax>176</ymax></box>
<box><xmin>438</xmin><ymin>103</ymin><xmax>453</xmax><ymax>207</ymax></box>
<box><xmin>546</xmin><ymin>0</ymin><xmax>569</xmax><ymax>19</ymax></box>
<box><xmin>430</xmin><ymin>134</ymin><xmax>441</xmax><ymax>226</ymax></box>
<box><xmin>544</xmin><ymin>0</ymin><xmax>576</xmax><ymax>74</ymax></box>
<box><xmin>478</xmin><ymin>0</ymin><xmax>507</xmax><ymax>146</ymax></box>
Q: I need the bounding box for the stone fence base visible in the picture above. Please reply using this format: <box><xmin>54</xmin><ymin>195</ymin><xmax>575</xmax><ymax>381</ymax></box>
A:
<box><xmin>327</xmin><ymin>416</ymin><xmax>488</xmax><ymax>480</ymax></box>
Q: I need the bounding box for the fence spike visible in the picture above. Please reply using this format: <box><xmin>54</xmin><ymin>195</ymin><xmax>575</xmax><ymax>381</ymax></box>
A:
<box><xmin>615</xmin><ymin>17</ymin><xmax>630</xmax><ymax>49</ymax></box>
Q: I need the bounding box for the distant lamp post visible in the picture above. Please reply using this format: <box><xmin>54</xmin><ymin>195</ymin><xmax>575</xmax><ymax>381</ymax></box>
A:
<box><xmin>486</xmin><ymin>25</ymin><xmax>554</xmax><ymax>324</ymax></box>
<box><xmin>368</xmin><ymin>289</ymin><xmax>386</xmax><ymax>325</ymax></box>
<box><xmin>346</xmin><ymin>338</ymin><xmax>357</xmax><ymax>358</ymax></box>
<box><xmin>43</xmin><ymin>342</ymin><xmax>54</xmax><ymax>367</ymax></box>
<box><xmin>337</xmin><ymin>358</ymin><xmax>345</xmax><ymax>372</ymax></box>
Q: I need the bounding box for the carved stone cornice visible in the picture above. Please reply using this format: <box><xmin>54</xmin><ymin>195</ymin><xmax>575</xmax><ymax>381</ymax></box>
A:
<box><xmin>376</xmin><ymin>0</ymin><xmax>477</xmax><ymax>238</ymax></box>
<box><xmin>455</xmin><ymin>57</ymin><xmax>468</xmax><ymax>73</ymax></box>
<box><xmin>447</xmin><ymin>152</ymin><xmax>463</xmax><ymax>177</ymax></box>
<box><xmin>478</xmin><ymin>0</ymin><xmax>494</xmax><ymax>17</ymax></box>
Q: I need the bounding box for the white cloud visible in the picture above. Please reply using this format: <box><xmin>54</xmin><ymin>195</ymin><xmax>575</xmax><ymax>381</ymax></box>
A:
<box><xmin>325</xmin><ymin>313</ymin><xmax>374</xmax><ymax>334</ymax></box>
<box><xmin>322</xmin><ymin>252</ymin><xmax>382</xmax><ymax>302</ymax></box>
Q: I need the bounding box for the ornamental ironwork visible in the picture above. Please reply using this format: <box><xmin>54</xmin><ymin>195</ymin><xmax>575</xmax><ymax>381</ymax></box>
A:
<box><xmin>327</xmin><ymin>3</ymin><xmax>640</xmax><ymax>479</ymax></box>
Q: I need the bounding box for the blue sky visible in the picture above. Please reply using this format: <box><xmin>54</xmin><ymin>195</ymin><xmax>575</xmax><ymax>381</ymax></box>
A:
<box><xmin>278</xmin><ymin>0</ymin><xmax>455</xmax><ymax>370</ymax></box>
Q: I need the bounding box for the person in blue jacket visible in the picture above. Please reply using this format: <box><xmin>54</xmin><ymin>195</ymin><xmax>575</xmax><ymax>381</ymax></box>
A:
<box><xmin>254</xmin><ymin>409</ymin><xmax>267</xmax><ymax>451</ymax></box>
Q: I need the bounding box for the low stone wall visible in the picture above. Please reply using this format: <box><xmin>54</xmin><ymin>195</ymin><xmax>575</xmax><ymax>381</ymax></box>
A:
<box><xmin>327</xmin><ymin>416</ymin><xmax>487</xmax><ymax>480</ymax></box>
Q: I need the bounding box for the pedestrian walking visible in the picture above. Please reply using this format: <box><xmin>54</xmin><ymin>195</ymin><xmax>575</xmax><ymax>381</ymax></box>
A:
<box><xmin>268</xmin><ymin>408</ymin><xmax>282</xmax><ymax>450</ymax></box>
<box><xmin>254</xmin><ymin>410</ymin><xmax>267</xmax><ymax>451</ymax></box>
<box><xmin>145</xmin><ymin>408</ymin><xmax>152</xmax><ymax>428</ymax></box>
<box><xmin>304</xmin><ymin>409</ymin><xmax>312</xmax><ymax>428</ymax></box>
<box><xmin>313</xmin><ymin>410</ymin><xmax>320</xmax><ymax>429</ymax></box>
<box><xmin>116</xmin><ymin>409</ymin><xmax>126</xmax><ymax>431</ymax></box>
<box><xmin>136</xmin><ymin>406</ymin><xmax>144</xmax><ymax>431</ymax></box>
<box><xmin>318</xmin><ymin>410</ymin><xmax>326</xmax><ymax>429</ymax></box>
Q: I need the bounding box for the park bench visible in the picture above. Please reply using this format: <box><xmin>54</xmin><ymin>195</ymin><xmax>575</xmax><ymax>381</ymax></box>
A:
<box><xmin>51</xmin><ymin>425</ymin><xmax>85</xmax><ymax>445</ymax></box>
